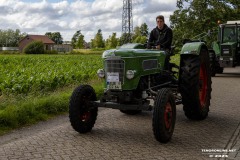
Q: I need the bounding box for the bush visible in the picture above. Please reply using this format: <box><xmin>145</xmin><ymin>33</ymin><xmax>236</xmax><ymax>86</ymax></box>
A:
<box><xmin>24</xmin><ymin>41</ymin><xmax>44</xmax><ymax>54</ymax></box>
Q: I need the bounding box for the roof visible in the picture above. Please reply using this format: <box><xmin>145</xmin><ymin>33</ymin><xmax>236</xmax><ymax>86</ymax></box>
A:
<box><xmin>20</xmin><ymin>35</ymin><xmax>55</xmax><ymax>44</ymax></box>
<box><xmin>227</xmin><ymin>21</ymin><xmax>240</xmax><ymax>24</ymax></box>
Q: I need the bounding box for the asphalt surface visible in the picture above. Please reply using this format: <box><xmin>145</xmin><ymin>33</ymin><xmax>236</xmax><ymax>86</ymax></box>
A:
<box><xmin>0</xmin><ymin>67</ymin><xmax>240</xmax><ymax>160</ymax></box>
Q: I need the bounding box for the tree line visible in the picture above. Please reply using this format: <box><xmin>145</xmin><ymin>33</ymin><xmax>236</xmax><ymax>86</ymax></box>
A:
<box><xmin>0</xmin><ymin>23</ymin><xmax>148</xmax><ymax>49</ymax></box>
<box><xmin>71</xmin><ymin>23</ymin><xmax>149</xmax><ymax>49</ymax></box>
<box><xmin>1</xmin><ymin>0</ymin><xmax>239</xmax><ymax>49</ymax></box>
<box><xmin>45</xmin><ymin>23</ymin><xmax>148</xmax><ymax>50</ymax></box>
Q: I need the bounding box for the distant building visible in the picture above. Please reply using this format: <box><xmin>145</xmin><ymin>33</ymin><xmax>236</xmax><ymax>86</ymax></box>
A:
<box><xmin>62</xmin><ymin>41</ymin><xmax>71</xmax><ymax>45</ymax></box>
<box><xmin>19</xmin><ymin>35</ymin><xmax>55</xmax><ymax>52</ymax></box>
<box><xmin>0</xmin><ymin>47</ymin><xmax>19</xmax><ymax>51</ymax></box>
<box><xmin>53</xmin><ymin>44</ymin><xmax>73</xmax><ymax>52</ymax></box>
<box><xmin>84</xmin><ymin>42</ymin><xmax>91</xmax><ymax>49</ymax></box>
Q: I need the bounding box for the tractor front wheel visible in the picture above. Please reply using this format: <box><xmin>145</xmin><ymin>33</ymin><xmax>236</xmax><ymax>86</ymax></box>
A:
<box><xmin>152</xmin><ymin>88</ymin><xmax>176</xmax><ymax>143</ymax></box>
<box><xmin>69</xmin><ymin>85</ymin><xmax>98</xmax><ymax>133</ymax></box>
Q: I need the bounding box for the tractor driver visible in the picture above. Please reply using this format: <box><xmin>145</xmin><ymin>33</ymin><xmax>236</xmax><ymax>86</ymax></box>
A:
<box><xmin>148</xmin><ymin>15</ymin><xmax>173</xmax><ymax>51</ymax></box>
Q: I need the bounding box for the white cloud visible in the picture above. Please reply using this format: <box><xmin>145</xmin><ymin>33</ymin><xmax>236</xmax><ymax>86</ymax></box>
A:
<box><xmin>0</xmin><ymin>0</ymin><xmax>177</xmax><ymax>42</ymax></box>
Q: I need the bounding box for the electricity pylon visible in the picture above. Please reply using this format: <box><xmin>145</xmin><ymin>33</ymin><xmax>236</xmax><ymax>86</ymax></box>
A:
<box><xmin>122</xmin><ymin>0</ymin><xmax>133</xmax><ymax>44</ymax></box>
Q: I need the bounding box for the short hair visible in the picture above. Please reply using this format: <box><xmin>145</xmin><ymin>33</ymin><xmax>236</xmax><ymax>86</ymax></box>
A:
<box><xmin>156</xmin><ymin>15</ymin><xmax>164</xmax><ymax>22</ymax></box>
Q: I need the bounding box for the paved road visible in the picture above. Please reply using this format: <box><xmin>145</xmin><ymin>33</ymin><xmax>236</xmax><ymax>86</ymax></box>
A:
<box><xmin>0</xmin><ymin>68</ymin><xmax>240</xmax><ymax>160</ymax></box>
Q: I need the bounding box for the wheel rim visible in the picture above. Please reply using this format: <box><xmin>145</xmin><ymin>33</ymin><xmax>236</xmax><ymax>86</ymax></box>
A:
<box><xmin>80</xmin><ymin>111</ymin><xmax>91</xmax><ymax>122</ymax></box>
<box><xmin>79</xmin><ymin>94</ymin><xmax>92</xmax><ymax>122</ymax></box>
<box><xmin>199</xmin><ymin>63</ymin><xmax>208</xmax><ymax>107</ymax></box>
<box><xmin>164</xmin><ymin>102</ymin><xmax>172</xmax><ymax>129</ymax></box>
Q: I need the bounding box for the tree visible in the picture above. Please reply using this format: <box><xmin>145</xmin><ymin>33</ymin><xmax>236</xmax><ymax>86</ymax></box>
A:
<box><xmin>105</xmin><ymin>33</ymin><xmax>118</xmax><ymax>49</ymax></box>
<box><xmin>118</xmin><ymin>33</ymin><xmax>132</xmax><ymax>46</ymax></box>
<box><xmin>0</xmin><ymin>29</ymin><xmax>25</xmax><ymax>47</ymax></box>
<box><xmin>132</xmin><ymin>23</ymin><xmax>149</xmax><ymax>43</ymax></box>
<box><xmin>71</xmin><ymin>30</ymin><xmax>85</xmax><ymax>49</ymax></box>
<box><xmin>77</xmin><ymin>34</ymin><xmax>85</xmax><ymax>49</ymax></box>
<box><xmin>170</xmin><ymin>0</ymin><xmax>240</xmax><ymax>48</ymax></box>
<box><xmin>132</xmin><ymin>26</ymin><xmax>141</xmax><ymax>41</ymax></box>
<box><xmin>133</xmin><ymin>35</ymin><xmax>147</xmax><ymax>44</ymax></box>
<box><xmin>91</xmin><ymin>29</ymin><xmax>105</xmax><ymax>48</ymax></box>
<box><xmin>45</xmin><ymin>32</ymin><xmax>63</xmax><ymax>44</ymax></box>
<box><xmin>140</xmin><ymin>23</ymin><xmax>149</xmax><ymax>37</ymax></box>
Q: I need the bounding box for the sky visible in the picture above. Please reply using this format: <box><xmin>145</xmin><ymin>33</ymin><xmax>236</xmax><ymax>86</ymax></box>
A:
<box><xmin>0</xmin><ymin>0</ymin><xmax>177</xmax><ymax>42</ymax></box>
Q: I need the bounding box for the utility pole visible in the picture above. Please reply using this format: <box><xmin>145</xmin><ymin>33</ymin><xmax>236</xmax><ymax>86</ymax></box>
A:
<box><xmin>122</xmin><ymin>0</ymin><xmax>133</xmax><ymax>44</ymax></box>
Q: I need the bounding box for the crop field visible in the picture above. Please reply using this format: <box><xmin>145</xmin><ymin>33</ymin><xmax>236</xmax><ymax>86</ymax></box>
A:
<box><xmin>0</xmin><ymin>54</ymin><xmax>102</xmax><ymax>95</ymax></box>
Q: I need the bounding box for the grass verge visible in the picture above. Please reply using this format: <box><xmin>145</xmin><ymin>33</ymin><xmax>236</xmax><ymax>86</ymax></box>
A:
<box><xmin>0</xmin><ymin>80</ymin><xmax>104</xmax><ymax>135</ymax></box>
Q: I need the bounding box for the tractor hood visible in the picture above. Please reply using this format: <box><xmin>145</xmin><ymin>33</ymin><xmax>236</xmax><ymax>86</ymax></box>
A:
<box><xmin>102</xmin><ymin>43</ymin><xmax>165</xmax><ymax>58</ymax></box>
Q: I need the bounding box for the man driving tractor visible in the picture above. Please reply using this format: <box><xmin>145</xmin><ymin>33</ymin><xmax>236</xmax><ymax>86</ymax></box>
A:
<box><xmin>148</xmin><ymin>15</ymin><xmax>173</xmax><ymax>50</ymax></box>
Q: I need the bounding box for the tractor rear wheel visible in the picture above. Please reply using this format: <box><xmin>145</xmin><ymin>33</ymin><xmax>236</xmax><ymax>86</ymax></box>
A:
<box><xmin>179</xmin><ymin>49</ymin><xmax>212</xmax><ymax>120</ymax></box>
<box><xmin>152</xmin><ymin>88</ymin><xmax>176</xmax><ymax>143</ymax></box>
<box><xmin>69</xmin><ymin>85</ymin><xmax>98</xmax><ymax>133</ymax></box>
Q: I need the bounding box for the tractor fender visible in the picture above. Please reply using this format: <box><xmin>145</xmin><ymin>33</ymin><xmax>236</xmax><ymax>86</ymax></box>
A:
<box><xmin>180</xmin><ymin>42</ymin><xmax>208</xmax><ymax>55</ymax></box>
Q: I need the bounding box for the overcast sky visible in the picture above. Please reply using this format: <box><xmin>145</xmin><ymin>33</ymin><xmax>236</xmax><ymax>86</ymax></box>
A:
<box><xmin>0</xmin><ymin>0</ymin><xmax>177</xmax><ymax>42</ymax></box>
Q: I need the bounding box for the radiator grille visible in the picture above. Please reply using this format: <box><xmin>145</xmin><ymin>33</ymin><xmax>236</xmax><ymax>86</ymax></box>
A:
<box><xmin>105</xmin><ymin>59</ymin><xmax>125</xmax><ymax>83</ymax></box>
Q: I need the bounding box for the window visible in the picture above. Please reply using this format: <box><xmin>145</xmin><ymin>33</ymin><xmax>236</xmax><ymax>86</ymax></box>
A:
<box><xmin>223</xmin><ymin>26</ymin><xmax>236</xmax><ymax>43</ymax></box>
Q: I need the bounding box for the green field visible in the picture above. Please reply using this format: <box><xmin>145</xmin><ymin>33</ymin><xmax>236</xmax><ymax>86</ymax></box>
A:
<box><xmin>0</xmin><ymin>54</ymin><xmax>104</xmax><ymax>134</ymax></box>
<box><xmin>0</xmin><ymin>54</ymin><xmax>102</xmax><ymax>95</ymax></box>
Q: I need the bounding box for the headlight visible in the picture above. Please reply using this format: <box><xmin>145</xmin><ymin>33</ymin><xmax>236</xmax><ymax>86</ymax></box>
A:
<box><xmin>97</xmin><ymin>69</ymin><xmax>105</xmax><ymax>78</ymax></box>
<box><xmin>126</xmin><ymin>70</ymin><xmax>135</xmax><ymax>79</ymax></box>
<box><xmin>230</xmin><ymin>58</ymin><xmax>233</xmax><ymax>61</ymax></box>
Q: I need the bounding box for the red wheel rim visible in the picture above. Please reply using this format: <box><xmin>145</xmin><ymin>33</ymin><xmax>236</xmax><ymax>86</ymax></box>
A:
<box><xmin>80</xmin><ymin>111</ymin><xmax>91</xmax><ymax>122</ymax></box>
<box><xmin>164</xmin><ymin>102</ymin><xmax>172</xmax><ymax>129</ymax></box>
<box><xmin>199</xmin><ymin>64</ymin><xmax>208</xmax><ymax>107</ymax></box>
<box><xmin>79</xmin><ymin>94</ymin><xmax>92</xmax><ymax>122</ymax></box>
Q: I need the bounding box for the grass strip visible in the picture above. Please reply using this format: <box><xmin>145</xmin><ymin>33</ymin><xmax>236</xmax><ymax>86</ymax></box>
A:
<box><xmin>0</xmin><ymin>82</ymin><xmax>103</xmax><ymax>135</ymax></box>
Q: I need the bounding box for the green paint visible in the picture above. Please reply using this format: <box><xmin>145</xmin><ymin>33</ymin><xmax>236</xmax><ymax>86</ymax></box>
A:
<box><xmin>180</xmin><ymin>42</ymin><xmax>205</xmax><ymax>55</ymax></box>
<box><xmin>101</xmin><ymin>43</ymin><xmax>167</xmax><ymax>90</ymax></box>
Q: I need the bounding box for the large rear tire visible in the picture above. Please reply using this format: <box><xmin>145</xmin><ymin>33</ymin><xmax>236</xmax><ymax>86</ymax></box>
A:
<box><xmin>152</xmin><ymin>88</ymin><xmax>176</xmax><ymax>143</ymax></box>
<box><xmin>179</xmin><ymin>48</ymin><xmax>212</xmax><ymax>120</ymax></box>
<box><xmin>69</xmin><ymin>85</ymin><xmax>98</xmax><ymax>133</ymax></box>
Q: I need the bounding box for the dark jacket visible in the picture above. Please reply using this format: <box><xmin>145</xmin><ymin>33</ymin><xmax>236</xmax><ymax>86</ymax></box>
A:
<box><xmin>148</xmin><ymin>24</ymin><xmax>173</xmax><ymax>50</ymax></box>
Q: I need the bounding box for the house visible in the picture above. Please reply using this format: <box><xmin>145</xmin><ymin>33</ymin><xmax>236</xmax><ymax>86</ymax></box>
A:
<box><xmin>19</xmin><ymin>35</ymin><xmax>55</xmax><ymax>52</ymax></box>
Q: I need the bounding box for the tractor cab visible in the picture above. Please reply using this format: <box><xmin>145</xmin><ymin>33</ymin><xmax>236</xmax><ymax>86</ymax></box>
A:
<box><xmin>217</xmin><ymin>21</ymin><xmax>240</xmax><ymax>67</ymax></box>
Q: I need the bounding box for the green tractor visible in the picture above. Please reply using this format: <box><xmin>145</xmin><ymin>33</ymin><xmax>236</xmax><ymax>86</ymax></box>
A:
<box><xmin>69</xmin><ymin>42</ymin><xmax>212</xmax><ymax>143</ymax></box>
<box><xmin>211</xmin><ymin>21</ymin><xmax>240</xmax><ymax>76</ymax></box>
